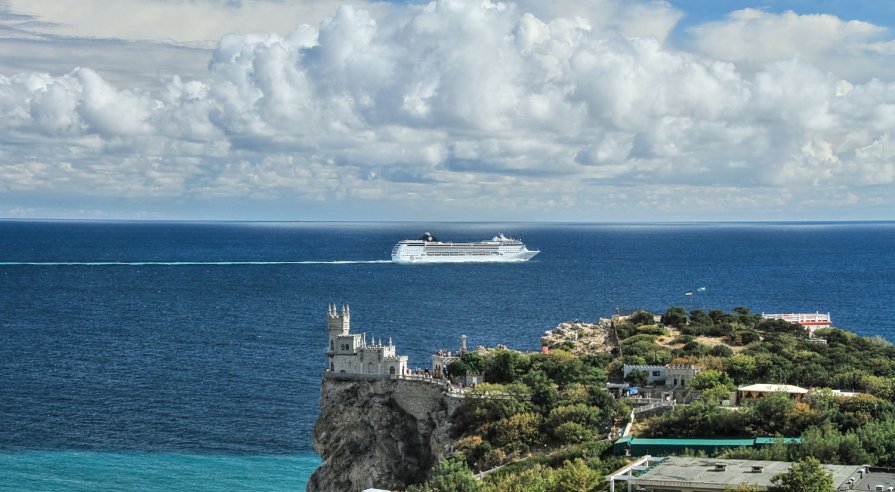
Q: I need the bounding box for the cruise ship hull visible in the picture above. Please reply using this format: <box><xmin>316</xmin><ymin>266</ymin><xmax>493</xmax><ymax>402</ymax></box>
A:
<box><xmin>391</xmin><ymin>233</ymin><xmax>539</xmax><ymax>264</ymax></box>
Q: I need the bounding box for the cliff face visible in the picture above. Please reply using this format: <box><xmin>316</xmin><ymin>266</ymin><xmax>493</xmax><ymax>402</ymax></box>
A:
<box><xmin>308</xmin><ymin>376</ymin><xmax>460</xmax><ymax>492</ymax></box>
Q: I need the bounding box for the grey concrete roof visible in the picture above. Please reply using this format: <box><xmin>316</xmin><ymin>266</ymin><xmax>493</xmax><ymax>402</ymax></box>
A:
<box><xmin>631</xmin><ymin>457</ymin><xmax>861</xmax><ymax>490</ymax></box>
<box><xmin>850</xmin><ymin>470</ymin><xmax>895</xmax><ymax>491</ymax></box>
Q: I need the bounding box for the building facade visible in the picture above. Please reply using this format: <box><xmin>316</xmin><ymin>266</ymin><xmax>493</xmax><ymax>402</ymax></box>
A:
<box><xmin>326</xmin><ymin>303</ymin><xmax>408</xmax><ymax>377</ymax></box>
<box><xmin>761</xmin><ymin>312</ymin><xmax>831</xmax><ymax>334</ymax></box>
<box><xmin>623</xmin><ymin>364</ymin><xmax>701</xmax><ymax>388</ymax></box>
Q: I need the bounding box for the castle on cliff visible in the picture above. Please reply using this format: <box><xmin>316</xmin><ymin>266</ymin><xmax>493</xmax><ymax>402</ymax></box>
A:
<box><xmin>326</xmin><ymin>303</ymin><xmax>409</xmax><ymax>377</ymax></box>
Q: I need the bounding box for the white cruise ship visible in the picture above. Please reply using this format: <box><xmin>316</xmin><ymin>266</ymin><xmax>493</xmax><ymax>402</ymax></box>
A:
<box><xmin>391</xmin><ymin>233</ymin><xmax>539</xmax><ymax>264</ymax></box>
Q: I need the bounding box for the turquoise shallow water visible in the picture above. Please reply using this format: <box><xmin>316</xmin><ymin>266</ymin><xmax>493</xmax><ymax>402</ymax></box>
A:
<box><xmin>0</xmin><ymin>452</ymin><xmax>320</xmax><ymax>491</ymax></box>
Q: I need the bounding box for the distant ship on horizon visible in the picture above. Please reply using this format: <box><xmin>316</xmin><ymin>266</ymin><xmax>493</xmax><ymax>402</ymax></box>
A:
<box><xmin>391</xmin><ymin>232</ymin><xmax>539</xmax><ymax>264</ymax></box>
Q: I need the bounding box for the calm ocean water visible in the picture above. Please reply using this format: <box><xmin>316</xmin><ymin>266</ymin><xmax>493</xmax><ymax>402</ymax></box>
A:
<box><xmin>1</xmin><ymin>220</ymin><xmax>894</xmax><ymax>490</ymax></box>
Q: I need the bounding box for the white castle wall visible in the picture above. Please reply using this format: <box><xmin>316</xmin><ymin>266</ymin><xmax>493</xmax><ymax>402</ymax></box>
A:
<box><xmin>326</xmin><ymin>303</ymin><xmax>408</xmax><ymax>377</ymax></box>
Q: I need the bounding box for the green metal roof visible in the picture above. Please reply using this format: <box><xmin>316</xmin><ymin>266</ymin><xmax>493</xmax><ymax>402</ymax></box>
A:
<box><xmin>629</xmin><ymin>438</ymin><xmax>755</xmax><ymax>446</ymax></box>
<box><xmin>754</xmin><ymin>437</ymin><xmax>801</xmax><ymax>444</ymax></box>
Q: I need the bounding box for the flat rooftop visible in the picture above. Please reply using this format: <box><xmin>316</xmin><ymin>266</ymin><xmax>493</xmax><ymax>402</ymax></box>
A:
<box><xmin>630</xmin><ymin>457</ymin><xmax>861</xmax><ymax>490</ymax></box>
<box><xmin>850</xmin><ymin>469</ymin><xmax>895</xmax><ymax>491</ymax></box>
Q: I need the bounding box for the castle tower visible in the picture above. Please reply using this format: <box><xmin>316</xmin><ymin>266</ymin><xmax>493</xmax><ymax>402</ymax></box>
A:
<box><xmin>327</xmin><ymin>303</ymin><xmax>350</xmax><ymax>354</ymax></box>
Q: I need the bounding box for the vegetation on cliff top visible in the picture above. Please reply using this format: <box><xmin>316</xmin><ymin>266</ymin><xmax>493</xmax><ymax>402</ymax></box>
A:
<box><xmin>408</xmin><ymin>305</ymin><xmax>895</xmax><ymax>491</ymax></box>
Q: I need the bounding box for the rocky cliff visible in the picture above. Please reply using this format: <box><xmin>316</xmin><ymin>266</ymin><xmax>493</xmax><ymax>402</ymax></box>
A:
<box><xmin>307</xmin><ymin>375</ymin><xmax>461</xmax><ymax>492</ymax></box>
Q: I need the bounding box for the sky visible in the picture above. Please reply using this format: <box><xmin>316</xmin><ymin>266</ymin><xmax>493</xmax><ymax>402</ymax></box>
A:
<box><xmin>0</xmin><ymin>0</ymin><xmax>894</xmax><ymax>221</ymax></box>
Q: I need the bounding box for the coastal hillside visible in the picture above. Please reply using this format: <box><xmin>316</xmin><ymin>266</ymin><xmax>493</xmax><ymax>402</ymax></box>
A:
<box><xmin>312</xmin><ymin>306</ymin><xmax>895</xmax><ymax>491</ymax></box>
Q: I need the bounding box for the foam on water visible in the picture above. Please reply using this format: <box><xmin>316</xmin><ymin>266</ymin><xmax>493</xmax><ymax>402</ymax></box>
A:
<box><xmin>0</xmin><ymin>260</ymin><xmax>392</xmax><ymax>266</ymax></box>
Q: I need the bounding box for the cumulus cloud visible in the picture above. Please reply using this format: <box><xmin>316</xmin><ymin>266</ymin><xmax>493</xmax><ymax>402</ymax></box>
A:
<box><xmin>0</xmin><ymin>0</ymin><xmax>894</xmax><ymax>220</ymax></box>
<box><xmin>3</xmin><ymin>0</ymin><xmax>354</xmax><ymax>45</ymax></box>
<box><xmin>689</xmin><ymin>8</ymin><xmax>895</xmax><ymax>81</ymax></box>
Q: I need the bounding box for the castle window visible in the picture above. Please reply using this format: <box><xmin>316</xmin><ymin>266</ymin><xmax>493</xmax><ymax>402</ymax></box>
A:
<box><xmin>330</xmin><ymin>340</ymin><xmax>334</xmax><ymax>351</ymax></box>
<box><xmin>330</xmin><ymin>362</ymin><xmax>334</xmax><ymax>371</ymax></box>
<box><xmin>389</xmin><ymin>366</ymin><xmax>396</xmax><ymax>375</ymax></box>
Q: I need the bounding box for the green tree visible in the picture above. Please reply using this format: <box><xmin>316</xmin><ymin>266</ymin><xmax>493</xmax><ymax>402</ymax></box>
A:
<box><xmin>661</xmin><ymin>306</ymin><xmax>689</xmax><ymax>328</ymax></box>
<box><xmin>486</xmin><ymin>350</ymin><xmax>527</xmax><ymax>384</ymax></box>
<box><xmin>523</xmin><ymin>369</ymin><xmax>559</xmax><ymax>411</ymax></box>
<box><xmin>724</xmin><ymin>354</ymin><xmax>757</xmax><ymax>382</ymax></box>
<box><xmin>628</xmin><ymin>310</ymin><xmax>655</xmax><ymax>326</ymax></box>
<box><xmin>493</xmin><ymin>412</ymin><xmax>542</xmax><ymax>447</ymax></box>
<box><xmin>770</xmin><ymin>457</ymin><xmax>834</xmax><ymax>492</ymax></box>
<box><xmin>733</xmin><ymin>306</ymin><xmax>751</xmax><ymax>316</ymax></box>
<box><xmin>448</xmin><ymin>352</ymin><xmax>487</xmax><ymax>378</ymax></box>
<box><xmin>462</xmin><ymin>352</ymin><xmax>486</xmax><ymax>373</ymax></box>
<box><xmin>689</xmin><ymin>309</ymin><xmax>713</xmax><ymax>326</ymax></box>
<box><xmin>484</xmin><ymin>463</ymin><xmax>556</xmax><ymax>492</ymax></box>
<box><xmin>553</xmin><ymin>458</ymin><xmax>602</xmax><ymax>491</ymax></box>
<box><xmin>701</xmin><ymin>384</ymin><xmax>733</xmax><ymax>405</ymax></box>
<box><xmin>553</xmin><ymin>422</ymin><xmax>595</xmax><ymax>444</ymax></box>
<box><xmin>409</xmin><ymin>456</ymin><xmax>481</xmax><ymax>492</ymax></box>
<box><xmin>692</xmin><ymin>370</ymin><xmax>734</xmax><ymax>390</ymax></box>
<box><xmin>624</xmin><ymin>369</ymin><xmax>648</xmax><ymax>387</ymax></box>
<box><xmin>452</xmin><ymin>384</ymin><xmax>532</xmax><ymax>435</ymax></box>
<box><xmin>547</xmin><ymin>404</ymin><xmax>602</xmax><ymax>429</ymax></box>
<box><xmin>750</xmin><ymin>393</ymin><xmax>796</xmax><ymax>435</ymax></box>
<box><xmin>448</xmin><ymin>359</ymin><xmax>469</xmax><ymax>377</ymax></box>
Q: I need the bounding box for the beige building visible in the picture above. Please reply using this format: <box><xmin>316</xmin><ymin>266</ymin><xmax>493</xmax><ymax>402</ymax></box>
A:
<box><xmin>623</xmin><ymin>364</ymin><xmax>701</xmax><ymax>388</ymax></box>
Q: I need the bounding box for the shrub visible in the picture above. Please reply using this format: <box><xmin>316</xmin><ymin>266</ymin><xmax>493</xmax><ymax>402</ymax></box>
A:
<box><xmin>636</xmin><ymin>325</ymin><xmax>668</xmax><ymax>336</ymax></box>
<box><xmin>709</xmin><ymin>345</ymin><xmax>734</xmax><ymax>357</ymax></box>
<box><xmin>493</xmin><ymin>412</ymin><xmax>542</xmax><ymax>447</ymax></box>
<box><xmin>628</xmin><ymin>310</ymin><xmax>656</xmax><ymax>326</ymax></box>
<box><xmin>661</xmin><ymin>307</ymin><xmax>689</xmax><ymax>328</ymax></box>
<box><xmin>554</xmin><ymin>422</ymin><xmax>595</xmax><ymax>444</ymax></box>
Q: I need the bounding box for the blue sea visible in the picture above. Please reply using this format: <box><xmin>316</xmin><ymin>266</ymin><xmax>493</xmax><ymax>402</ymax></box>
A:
<box><xmin>1</xmin><ymin>221</ymin><xmax>894</xmax><ymax>490</ymax></box>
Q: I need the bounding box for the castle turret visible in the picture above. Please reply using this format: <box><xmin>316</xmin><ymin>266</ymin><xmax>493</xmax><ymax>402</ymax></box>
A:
<box><xmin>327</xmin><ymin>303</ymin><xmax>352</xmax><ymax>370</ymax></box>
<box><xmin>328</xmin><ymin>303</ymin><xmax>350</xmax><ymax>337</ymax></box>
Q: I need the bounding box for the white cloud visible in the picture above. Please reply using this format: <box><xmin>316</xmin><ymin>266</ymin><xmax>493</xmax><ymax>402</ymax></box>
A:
<box><xmin>0</xmin><ymin>0</ymin><xmax>894</xmax><ymax>220</ymax></box>
<box><xmin>689</xmin><ymin>8</ymin><xmax>895</xmax><ymax>81</ymax></box>
<box><xmin>4</xmin><ymin>0</ymin><xmax>354</xmax><ymax>45</ymax></box>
